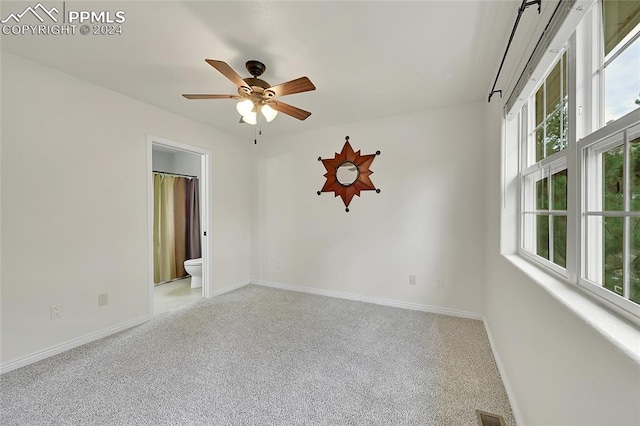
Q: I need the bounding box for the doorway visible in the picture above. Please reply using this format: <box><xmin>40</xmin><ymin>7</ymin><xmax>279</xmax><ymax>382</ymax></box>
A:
<box><xmin>146</xmin><ymin>134</ymin><xmax>211</xmax><ymax>316</ymax></box>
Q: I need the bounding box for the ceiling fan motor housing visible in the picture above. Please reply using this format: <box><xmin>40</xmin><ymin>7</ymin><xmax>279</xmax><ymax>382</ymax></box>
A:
<box><xmin>238</xmin><ymin>77</ymin><xmax>272</xmax><ymax>98</ymax></box>
<box><xmin>241</xmin><ymin>61</ymin><xmax>273</xmax><ymax>98</ymax></box>
<box><xmin>245</xmin><ymin>60</ymin><xmax>266</xmax><ymax>77</ymax></box>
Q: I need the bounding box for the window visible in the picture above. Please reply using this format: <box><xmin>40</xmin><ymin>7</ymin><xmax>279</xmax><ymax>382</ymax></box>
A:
<box><xmin>522</xmin><ymin>163</ymin><xmax>568</xmax><ymax>271</ymax></box>
<box><xmin>599</xmin><ymin>0</ymin><xmax>640</xmax><ymax>124</ymax></box>
<box><xmin>520</xmin><ymin>54</ymin><xmax>569</xmax><ymax>274</ymax></box>
<box><xmin>581</xmin><ymin>123</ymin><xmax>640</xmax><ymax>310</ymax></box>
<box><xmin>533</xmin><ymin>53</ymin><xmax>568</xmax><ymax>162</ymax></box>
<box><xmin>514</xmin><ymin>0</ymin><xmax>640</xmax><ymax>320</ymax></box>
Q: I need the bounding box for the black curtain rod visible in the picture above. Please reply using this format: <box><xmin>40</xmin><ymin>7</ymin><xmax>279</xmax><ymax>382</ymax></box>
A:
<box><xmin>488</xmin><ymin>0</ymin><xmax>541</xmax><ymax>103</ymax></box>
<box><xmin>505</xmin><ymin>0</ymin><xmax>568</xmax><ymax>112</ymax></box>
<box><xmin>153</xmin><ymin>170</ymin><xmax>198</xmax><ymax>179</ymax></box>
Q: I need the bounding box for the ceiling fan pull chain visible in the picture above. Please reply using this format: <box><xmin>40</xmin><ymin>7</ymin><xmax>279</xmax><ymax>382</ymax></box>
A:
<box><xmin>255</xmin><ymin>110</ymin><xmax>260</xmax><ymax>144</ymax></box>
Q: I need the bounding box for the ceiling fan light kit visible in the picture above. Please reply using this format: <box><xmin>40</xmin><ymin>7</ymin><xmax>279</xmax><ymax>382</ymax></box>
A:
<box><xmin>242</xmin><ymin>111</ymin><xmax>258</xmax><ymax>125</ymax></box>
<box><xmin>260</xmin><ymin>104</ymin><xmax>278</xmax><ymax>122</ymax></box>
<box><xmin>183</xmin><ymin>59</ymin><xmax>315</xmax><ymax>126</ymax></box>
<box><xmin>236</xmin><ymin>99</ymin><xmax>254</xmax><ymax>116</ymax></box>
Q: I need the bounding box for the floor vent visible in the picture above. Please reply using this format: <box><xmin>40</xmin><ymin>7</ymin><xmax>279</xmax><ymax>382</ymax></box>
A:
<box><xmin>476</xmin><ymin>410</ymin><xmax>506</xmax><ymax>426</ymax></box>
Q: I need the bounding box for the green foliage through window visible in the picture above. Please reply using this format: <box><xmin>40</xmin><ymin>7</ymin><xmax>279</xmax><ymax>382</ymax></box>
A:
<box><xmin>534</xmin><ymin>53</ymin><xmax>568</xmax><ymax>163</ymax></box>
<box><xmin>532</xmin><ymin>169</ymin><xmax>567</xmax><ymax>269</ymax></box>
<box><xmin>600</xmin><ymin>137</ymin><xmax>640</xmax><ymax>303</ymax></box>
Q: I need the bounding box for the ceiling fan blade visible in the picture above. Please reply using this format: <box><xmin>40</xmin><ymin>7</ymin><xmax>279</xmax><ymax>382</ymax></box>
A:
<box><xmin>182</xmin><ymin>94</ymin><xmax>240</xmax><ymax>99</ymax></box>
<box><xmin>266</xmin><ymin>77</ymin><xmax>316</xmax><ymax>98</ymax></box>
<box><xmin>270</xmin><ymin>101</ymin><xmax>312</xmax><ymax>121</ymax></box>
<box><xmin>205</xmin><ymin>59</ymin><xmax>248</xmax><ymax>89</ymax></box>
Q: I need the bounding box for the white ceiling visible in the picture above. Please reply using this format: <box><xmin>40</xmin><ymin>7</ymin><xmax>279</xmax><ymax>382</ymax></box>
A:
<box><xmin>1</xmin><ymin>1</ymin><xmax>528</xmax><ymax>139</ymax></box>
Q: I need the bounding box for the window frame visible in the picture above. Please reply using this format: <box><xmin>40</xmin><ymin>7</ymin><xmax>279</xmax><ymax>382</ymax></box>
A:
<box><xmin>593</xmin><ymin>0</ymin><xmax>640</xmax><ymax>126</ymax></box>
<box><xmin>513</xmin><ymin>0</ymin><xmax>640</xmax><ymax>322</ymax></box>
<box><xmin>578</xmin><ymin>112</ymin><xmax>640</xmax><ymax>318</ymax></box>
<box><xmin>520</xmin><ymin>157</ymin><xmax>570</xmax><ymax>278</ymax></box>
<box><xmin>518</xmin><ymin>52</ymin><xmax>571</xmax><ymax>280</ymax></box>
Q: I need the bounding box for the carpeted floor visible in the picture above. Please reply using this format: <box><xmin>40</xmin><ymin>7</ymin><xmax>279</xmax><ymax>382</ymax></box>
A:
<box><xmin>0</xmin><ymin>285</ymin><xmax>515</xmax><ymax>425</ymax></box>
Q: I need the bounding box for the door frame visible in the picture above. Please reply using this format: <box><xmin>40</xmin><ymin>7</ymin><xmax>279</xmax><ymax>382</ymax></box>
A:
<box><xmin>146</xmin><ymin>134</ymin><xmax>212</xmax><ymax>316</ymax></box>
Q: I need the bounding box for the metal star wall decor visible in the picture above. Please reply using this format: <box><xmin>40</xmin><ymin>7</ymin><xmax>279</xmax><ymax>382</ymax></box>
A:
<box><xmin>317</xmin><ymin>136</ymin><xmax>380</xmax><ymax>212</ymax></box>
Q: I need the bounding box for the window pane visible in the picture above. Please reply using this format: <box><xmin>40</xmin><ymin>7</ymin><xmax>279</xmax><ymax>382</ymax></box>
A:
<box><xmin>545</xmin><ymin>109</ymin><xmax>563</xmax><ymax>156</ymax></box>
<box><xmin>552</xmin><ymin>169</ymin><xmax>568</xmax><ymax>210</ymax></box>
<box><xmin>631</xmin><ymin>217</ymin><xmax>640</xmax><ymax>304</ymax></box>
<box><xmin>604</xmin><ymin>37</ymin><xmax>640</xmax><ymax>123</ymax></box>
<box><xmin>630</xmin><ymin>137</ymin><xmax>640</xmax><ymax>211</ymax></box>
<box><xmin>536</xmin><ymin>128</ymin><xmax>544</xmax><ymax>162</ymax></box>
<box><xmin>537</xmin><ymin>177</ymin><xmax>549</xmax><ymax>210</ymax></box>
<box><xmin>537</xmin><ymin>215</ymin><xmax>550</xmax><ymax>260</ymax></box>
<box><xmin>553</xmin><ymin>215</ymin><xmax>567</xmax><ymax>268</ymax></box>
<box><xmin>603</xmin><ymin>145</ymin><xmax>624</xmax><ymax>211</ymax></box>
<box><xmin>603</xmin><ymin>217</ymin><xmax>624</xmax><ymax>296</ymax></box>
<box><xmin>546</xmin><ymin>60</ymin><xmax>562</xmax><ymax>114</ymax></box>
<box><xmin>602</xmin><ymin>0</ymin><xmax>640</xmax><ymax>56</ymax></box>
<box><xmin>536</xmin><ymin>86</ymin><xmax>544</xmax><ymax>126</ymax></box>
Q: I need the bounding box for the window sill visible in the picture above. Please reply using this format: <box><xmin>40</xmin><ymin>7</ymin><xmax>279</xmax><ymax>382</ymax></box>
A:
<box><xmin>503</xmin><ymin>254</ymin><xmax>640</xmax><ymax>364</ymax></box>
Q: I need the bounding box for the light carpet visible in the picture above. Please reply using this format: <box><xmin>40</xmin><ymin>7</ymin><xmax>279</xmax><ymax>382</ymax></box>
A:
<box><xmin>0</xmin><ymin>285</ymin><xmax>515</xmax><ymax>425</ymax></box>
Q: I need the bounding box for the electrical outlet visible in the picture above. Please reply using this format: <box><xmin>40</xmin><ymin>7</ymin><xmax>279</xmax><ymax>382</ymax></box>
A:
<box><xmin>437</xmin><ymin>278</ymin><xmax>445</xmax><ymax>288</ymax></box>
<box><xmin>409</xmin><ymin>275</ymin><xmax>416</xmax><ymax>285</ymax></box>
<box><xmin>98</xmin><ymin>293</ymin><xmax>108</xmax><ymax>307</ymax></box>
<box><xmin>50</xmin><ymin>304</ymin><xmax>62</xmax><ymax>319</ymax></box>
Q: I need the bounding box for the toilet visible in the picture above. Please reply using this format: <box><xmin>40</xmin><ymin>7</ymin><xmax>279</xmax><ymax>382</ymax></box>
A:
<box><xmin>183</xmin><ymin>258</ymin><xmax>202</xmax><ymax>289</ymax></box>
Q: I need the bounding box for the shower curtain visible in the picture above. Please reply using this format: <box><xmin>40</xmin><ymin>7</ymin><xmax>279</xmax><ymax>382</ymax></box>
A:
<box><xmin>153</xmin><ymin>173</ymin><xmax>201</xmax><ymax>284</ymax></box>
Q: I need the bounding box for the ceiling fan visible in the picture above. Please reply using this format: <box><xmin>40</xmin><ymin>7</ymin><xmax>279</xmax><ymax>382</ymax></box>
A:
<box><xmin>183</xmin><ymin>59</ymin><xmax>316</xmax><ymax>125</ymax></box>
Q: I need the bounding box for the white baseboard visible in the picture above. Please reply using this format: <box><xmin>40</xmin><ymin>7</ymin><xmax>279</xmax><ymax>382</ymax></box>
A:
<box><xmin>0</xmin><ymin>315</ymin><xmax>151</xmax><ymax>375</ymax></box>
<box><xmin>251</xmin><ymin>279</ymin><xmax>483</xmax><ymax>320</ymax></box>
<box><xmin>2</xmin><ymin>280</ymin><xmax>248</xmax><ymax>375</ymax></box>
<box><xmin>483</xmin><ymin>317</ymin><xmax>524</xmax><ymax>426</ymax></box>
<box><xmin>210</xmin><ymin>279</ymin><xmax>250</xmax><ymax>297</ymax></box>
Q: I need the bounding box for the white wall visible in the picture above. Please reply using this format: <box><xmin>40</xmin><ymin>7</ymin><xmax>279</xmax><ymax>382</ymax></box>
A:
<box><xmin>483</xmin><ymin>100</ymin><xmax>640</xmax><ymax>425</ymax></box>
<box><xmin>252</xmin><ymin>103</ymin><xmax>487</xmax><ymax>314</ymax></box>
<box><xmin>152</xmin><ymin>150</ymin><xmax>201</xmax><ymax>180</ymax></box>
<box><xmin>152</xmin><ymin>150</ymin><xmax>173</xmax><ymax>173</ymax></box>
<box><xmin>0</xmin><ymin>52</ymin><xmax>251</xmax><ymax>367</ymax></box>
